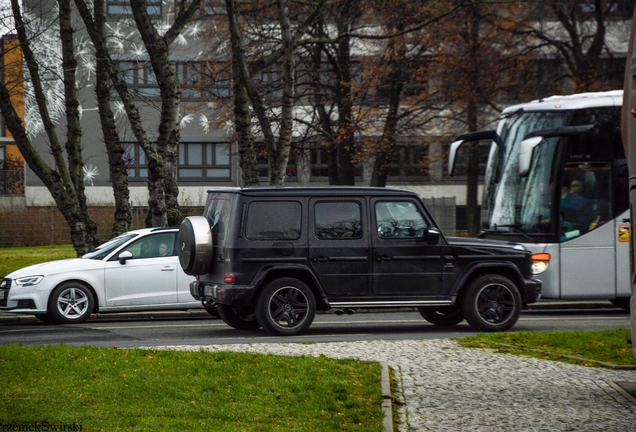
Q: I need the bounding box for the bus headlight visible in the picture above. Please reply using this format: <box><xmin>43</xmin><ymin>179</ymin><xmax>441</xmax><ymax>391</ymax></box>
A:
<box><xmin>531</xmin><ymin>253</ymin><xmax>550</xmax><ymax>275</ymax></box>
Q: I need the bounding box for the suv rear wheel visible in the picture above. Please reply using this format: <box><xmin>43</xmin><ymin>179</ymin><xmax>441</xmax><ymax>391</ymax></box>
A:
<box><xmin>461</xmin><ymin>274</ymin><xmax>521</xmax><ymax>332</ymax></box>
<box><xmin>418</xmin><ymin>306</ymin><xmax>464</xmax><ymax>326</ymax></box>
<box><xmin>217</xmin><ymin>304</ymin><xmax>260</xmax><ymax>330</ymax></box>
<box><xmin>256</xmin><ymin>277</ymin><xmax>316</xmax><ymax>336</ymax></box>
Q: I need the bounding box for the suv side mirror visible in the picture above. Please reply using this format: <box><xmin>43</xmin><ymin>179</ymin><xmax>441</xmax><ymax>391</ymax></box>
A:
<box><xmin>118</xmin><ymin>250</ymin><xmax>133</xmax><ymax>265</ymax></box>
<box><xmin>423</xmin><ymin>227</ymin><xmax>441</xmax><ymax>242</ymax></box>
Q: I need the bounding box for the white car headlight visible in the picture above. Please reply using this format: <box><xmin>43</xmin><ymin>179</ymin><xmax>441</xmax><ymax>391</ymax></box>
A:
<box><xmin>14</xmin><ymin>276</ymin><xmax>44</xmax><ymax>287</ymax></box>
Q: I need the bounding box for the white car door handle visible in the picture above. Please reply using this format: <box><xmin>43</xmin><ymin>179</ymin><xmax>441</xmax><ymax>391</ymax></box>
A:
<box><xmin>161</xmin><ymin>266</ymin><xmax>175</xmax><ymax>271</ymax></box>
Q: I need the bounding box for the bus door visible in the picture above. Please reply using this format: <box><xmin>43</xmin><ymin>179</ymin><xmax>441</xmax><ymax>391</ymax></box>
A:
<box><xmin>559</xmin><ymin>162</ymin><xmax>616</xmax><ymax>299</ymax></box>
<box><xmin>615</xmin><ymin>211</ymin><xmax>631</xmax><ymax>298</ymax></box>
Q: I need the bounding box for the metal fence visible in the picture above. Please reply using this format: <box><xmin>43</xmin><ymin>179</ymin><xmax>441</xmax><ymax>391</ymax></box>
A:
<box><xmin>0</xmin><ymin>206</ymin><xmax>204</xmax><ymax>248</ymax></box>
<box><xmin>423</xmin><ymin>196</ymin><xmax>456</xmax><ymax>236</ymax></box>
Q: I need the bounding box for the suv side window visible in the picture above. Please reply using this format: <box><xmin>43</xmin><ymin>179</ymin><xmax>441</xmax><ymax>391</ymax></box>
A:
<box><xmin>314</xmin><ymin>202</ymin><xmax>362</xmax><ymax>239</ymax></box>
<box><xmin>375</xmin><ymin>201</ymin><xmax>428</xmax><ymax>238</ymax></box>
<box><xmin>246</xmin><ymin>201</ymin><xmax>302</xmax><ymax>240</ymax></box>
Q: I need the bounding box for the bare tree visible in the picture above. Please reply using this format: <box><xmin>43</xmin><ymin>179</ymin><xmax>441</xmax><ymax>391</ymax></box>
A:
<box><xmin>0</xmin><ymin>0</ymin><xmax>98</xmax><ymax>255</ymax></box>
<box><xmin>225</xmin><ymin>0</ymin><xmax>325</xmax><ymax>185</ymax></box>
<box><xmin>76</xmin><ymin>0</ymin><xmax>202</xmax><ymax>227</ymax></box>
<box><xmin>512</xmin><ymin>0</ymin><xmax>624</xmax><ymax>92</ymax></box>
<box><xmin>93</xmin><ymin>0</ymin><xmax>131</xmax><ymax>237</ymax></box>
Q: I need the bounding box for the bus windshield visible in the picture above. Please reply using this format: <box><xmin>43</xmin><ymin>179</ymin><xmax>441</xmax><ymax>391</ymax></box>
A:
<box><xmin>482</xmin><ymin>110</ymin><xmax>571</xmax><ymax>233</ymax></box>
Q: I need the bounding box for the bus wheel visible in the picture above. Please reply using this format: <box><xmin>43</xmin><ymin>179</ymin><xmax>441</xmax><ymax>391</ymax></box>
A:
<box><xmin>461</xmin><ymin>275</ymin><xmax>521</xmax><ymax>332</ymax></box>
<box><xmin>418</xmin><ymin>306</ymin><xmax>464</xmax><ymax>326</ymax></box>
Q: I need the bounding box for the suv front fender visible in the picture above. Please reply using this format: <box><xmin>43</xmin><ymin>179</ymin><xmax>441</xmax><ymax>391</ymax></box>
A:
<box><xmin>451</xmin><ymin>261</ymin><xmax>530</xmax><ymax>303</ymax></box>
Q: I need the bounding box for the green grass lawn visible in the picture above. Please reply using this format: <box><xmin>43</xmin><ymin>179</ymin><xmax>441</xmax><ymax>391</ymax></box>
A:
<box><xmin>0</xmin><ymin>345</ymin><xmax>383</xmax><ymax>431</ymax></box>
<box><xmin>0</xmin><ymin>244</ymin><xmax>76</xmax><ymax>278</ymax></box>
<box><xmin>457</xmin><ymin>328</ymin><xmax>636</xmax><ymax>367</ymax></box>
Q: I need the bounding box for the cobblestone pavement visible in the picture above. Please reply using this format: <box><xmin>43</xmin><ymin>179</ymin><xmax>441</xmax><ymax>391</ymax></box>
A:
<box><xmin>151</xmin><ymin>339</ymin><xmax>636</xmax><ymax>432</ymax></box>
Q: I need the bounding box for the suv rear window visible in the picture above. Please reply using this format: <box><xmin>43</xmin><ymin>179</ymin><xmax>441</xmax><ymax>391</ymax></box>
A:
<box><xmin>246</xmin><ymin>201</ymin><xmax>302</xmax><ymax>240</ymax></box>
<box><xmin>204</xmin><ymin>193</ymin><xmax>234</xmax><ymax>245</ymax></box>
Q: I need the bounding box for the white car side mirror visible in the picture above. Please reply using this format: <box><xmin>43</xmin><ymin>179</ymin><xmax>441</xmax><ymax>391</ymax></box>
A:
<box><xmin>118</xmin><ymin>250</ymin><xmax>133</xmax><ymax>265</ymax></box>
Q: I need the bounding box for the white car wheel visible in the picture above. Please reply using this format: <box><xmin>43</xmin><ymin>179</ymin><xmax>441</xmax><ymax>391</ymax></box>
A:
<box><xmin>48</xmin><ymin>282</ymin><xmax>94</xmax><ymax>324</ymax></box>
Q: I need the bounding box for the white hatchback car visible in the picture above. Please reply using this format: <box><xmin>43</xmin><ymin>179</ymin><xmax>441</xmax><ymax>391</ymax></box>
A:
<box><xmin>0</xmin><ymin>227</ymin><xmax>216</xmax><ymax>323</ymax></box>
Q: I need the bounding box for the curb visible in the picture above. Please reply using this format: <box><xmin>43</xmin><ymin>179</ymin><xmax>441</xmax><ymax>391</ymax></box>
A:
<box><xmin>609</xmin><ymin>381</ymin><xmax>636</xmax><ymax>406</ymax></box>
<box><xmin>380</xmin><ymin>362</ymin><xmax>393</xmax><ymax>432</ymax></box>
<box><xmin>484</xmin><ymin>342</ymin><xmax>636</xmax><ymax>370</ymax></box>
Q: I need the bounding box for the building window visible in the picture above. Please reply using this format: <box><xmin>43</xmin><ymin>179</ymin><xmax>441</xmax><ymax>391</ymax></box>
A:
<box><xmin>309</xmin><ymin>147</ymin><xmax>363</xmax><ymax>181</ymax></box>
<box><xmin>256</xmin><ymin>148</ymin><xmax>298</xmax><ymax>182</ymax></box>
<box><xmin>388</xmin><ymin>145</ymin><xmax>429</xmax><ymax>179</ymax></box>
<box><xmin>123</xmin><ymin>145</ymin><xmax>147</xmax><ymax>181</ymax></box>
<box><xmin>179</xmin><ymin>143</ymin><xmax>231</xmax><ymax>181</ymax></box>
<box><xmin>117</xmin><ymin>61</ymin><xmax>160</xmax><ymax>97</ymax></box>
<box><xmin>107</xmin><ymin>0</ymin><xmax>161</xmax><ymax>17</ymax></box>
<box><xmin>196</xmin><ymin>0</ymin><xmax>226</xmax><ymax>18</ymax></box>
<box><xmin>125</xmin><ymin>143</ymin><xmax>232</xmax><ymax>182</ymax></box>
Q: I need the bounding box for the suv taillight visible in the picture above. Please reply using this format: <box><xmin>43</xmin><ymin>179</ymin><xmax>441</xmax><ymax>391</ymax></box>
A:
<box><xmin>224</xmin><ymin>274</ymin><xmax>235</xmax><ymax>284</ymax></box>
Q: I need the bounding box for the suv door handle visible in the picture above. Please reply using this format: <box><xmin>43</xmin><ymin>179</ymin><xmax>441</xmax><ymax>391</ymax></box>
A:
<box><xmin>376</xmin><ymin>255</ymin><xmax>391</xmax><ymax>261</ymax></box>
<box><xmin>311</xmin><ymin>256</ymin><xmax>328</xmax><ymax>262</ymax></box>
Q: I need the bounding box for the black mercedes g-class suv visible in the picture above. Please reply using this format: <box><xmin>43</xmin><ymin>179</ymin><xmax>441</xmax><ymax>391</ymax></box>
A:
<box><xmin>178</xmin><ymin>187</ymin><xmax>541</xmax><ymax>336</ymax></box>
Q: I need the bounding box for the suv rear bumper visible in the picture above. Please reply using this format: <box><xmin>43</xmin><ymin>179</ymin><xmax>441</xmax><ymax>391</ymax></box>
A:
<box><xmin>190</xmin><ymin>281</ymin><xmax>256</xmax><ymax>307</ymax></box>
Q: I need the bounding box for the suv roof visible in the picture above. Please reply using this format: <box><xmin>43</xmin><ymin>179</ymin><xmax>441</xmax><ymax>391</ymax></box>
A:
<box><xmin>205</xmin><ymin>186</ymin><xmax>419</xmax><ymax>198</ymax></box>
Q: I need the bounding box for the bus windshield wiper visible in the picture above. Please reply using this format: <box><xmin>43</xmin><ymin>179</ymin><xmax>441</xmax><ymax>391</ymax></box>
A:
<box><xmin>486</xmin><ymin>224</ymin><xmax>536</xmax><ymax>243</ymax></box>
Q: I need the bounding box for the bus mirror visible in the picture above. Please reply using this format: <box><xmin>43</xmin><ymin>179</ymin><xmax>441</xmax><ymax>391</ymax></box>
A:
<box><xmin>448</xmin><ymin>140</ymin><xmax>463</xmax><ymax>176</ymax></box>
<box><xmin>447</xmin><ymin>130</ymin><xmax>498</xmax><ymax>176</ymax></box>
<box><xmin>519</xmin><ymin>136</ymin><xmax>543</xmax><ymax>176</ymax></box>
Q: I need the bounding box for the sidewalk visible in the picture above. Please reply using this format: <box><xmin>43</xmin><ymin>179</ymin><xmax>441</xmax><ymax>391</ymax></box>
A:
<box><xmin>152</xmin><ymin>338</ymin><xmax>636</xmax><ymax>432</ymax></box>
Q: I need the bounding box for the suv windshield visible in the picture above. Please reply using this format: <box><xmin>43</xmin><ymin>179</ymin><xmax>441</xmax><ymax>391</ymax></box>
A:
<box><xmin>82</xmin><ymin>233</ymin><xmax>138</xmax><ymax>260</ymax></box>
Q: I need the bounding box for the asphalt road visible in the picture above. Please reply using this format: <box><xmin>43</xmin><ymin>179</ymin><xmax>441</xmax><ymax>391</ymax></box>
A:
<box><xmin>0</xmin><ymin>306</ymin><xmax>631</xmax><ymax>348</ymax></box>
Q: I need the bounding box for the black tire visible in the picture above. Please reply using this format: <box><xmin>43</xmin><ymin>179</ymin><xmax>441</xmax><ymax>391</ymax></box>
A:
<box><xmin>418</xmin><ymin>306</ymin><xmax>464</xmax><ymax>326</ymax></box>
<box><xmin>460</xmin><ymin>274</ymin><xmax>521</xmax><ymax>332</ymax></box>
<box><xmin>217</xmin><ymin>304</ymin><xmax>260</xmax><ymax>330</ymax></box>
<box><xmin>610</xmin><ymin>297</ymin><xmax>631</xmax><ymax>312</ymax></box>
<box><xmin>203</xmin><ymin>300</ymin><xmax>219</xmax><ymax>318</ymax></box>
<box><xmin>178</xmin><ymin>216</ymin><xmax>214</xmax><ymax>275</ymax></box>
<box><xmin>47</xmin><ymin>281</ymin><xmax>94</xmax><ymax>324</ymax></box>
<box><xmin>255</xmin><ymin>277</ymin><xmax>316</xmax><ymax>336</ymax></box>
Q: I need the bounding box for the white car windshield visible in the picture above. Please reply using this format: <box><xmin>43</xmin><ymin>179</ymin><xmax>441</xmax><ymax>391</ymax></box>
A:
<box><xmin>82</xmin><ymin>233</ymin><xmax>139</xmax><ymax>260</ymax></box>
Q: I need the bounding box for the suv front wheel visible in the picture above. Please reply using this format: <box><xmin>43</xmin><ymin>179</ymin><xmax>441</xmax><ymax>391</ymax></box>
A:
<box><xmin>256</xmin><ymin>278</ymin><xmax>316</xmax><ymax>336</ymax></box>
<box><xmin>461</xmin><ymin>274</ymin><xmax>521</xmax><ymax>332</ymax></box>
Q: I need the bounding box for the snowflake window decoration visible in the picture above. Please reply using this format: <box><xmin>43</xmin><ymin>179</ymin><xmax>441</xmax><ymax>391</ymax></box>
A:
<box><xmin>83</xmin><ymin>164</ymin><xmax>100</xmax><ymax>186</ymax></box>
